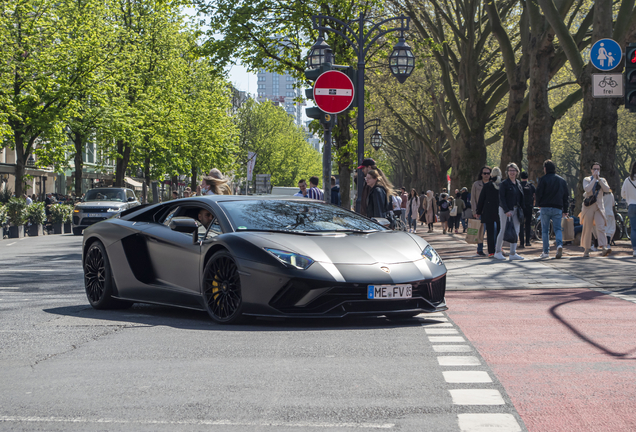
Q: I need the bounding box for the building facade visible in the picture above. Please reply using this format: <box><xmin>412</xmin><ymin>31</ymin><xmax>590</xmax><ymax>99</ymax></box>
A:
<box><xmin>256</xmin><ymin>70</ymin><xmax>304</xmax><ymax>126</ymax></box>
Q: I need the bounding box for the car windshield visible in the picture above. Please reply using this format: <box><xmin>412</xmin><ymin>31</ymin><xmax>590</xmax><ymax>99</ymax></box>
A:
<box><xmin>218</xmin><ymin>200</ymin><xmax>387</xmax><ymax>233</ymax></box>
<box><xmin>84</xmin><ymin>189</ymin><xmax>126</xmax><ymax>202</ymax></box>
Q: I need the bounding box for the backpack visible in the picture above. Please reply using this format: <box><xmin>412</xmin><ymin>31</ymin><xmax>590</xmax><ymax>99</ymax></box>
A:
<box><xmin>522</xmin><ymin>183</ymin><xmax>534</xmax><ymax>209</ymax></box>
<box><xmin>440</xmin><ymin>200</ymin><xmax>449</xmax><ymax>211</ymax></box>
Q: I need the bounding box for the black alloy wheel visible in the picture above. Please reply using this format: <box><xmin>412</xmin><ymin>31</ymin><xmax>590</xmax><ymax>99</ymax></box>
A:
<box><xmin>203</xmin><ymin>251</ymin><xmax>244</xmax><ymax>324</ymax></box>
<box><xmin>84</xmin><ymin>241</ymin><xmax>131</xmax><ymax>309</ymax></box>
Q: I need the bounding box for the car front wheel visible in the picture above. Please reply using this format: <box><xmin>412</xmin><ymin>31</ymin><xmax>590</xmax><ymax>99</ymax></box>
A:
<box><xmin>84</xmin><ymin>241</ymin><xmax>132</xmax><ymax>309</ymax></box>
<box><xmin>203</xmin><ymin>251</ymin><xmax>244</xmax><ymax>324</ymax></box>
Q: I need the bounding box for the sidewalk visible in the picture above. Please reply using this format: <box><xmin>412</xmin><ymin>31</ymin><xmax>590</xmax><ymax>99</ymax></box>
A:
<box><xmin>413</xmin><ymin>224</ymin><xmax>636</xmax><ymax>292</ymax></box>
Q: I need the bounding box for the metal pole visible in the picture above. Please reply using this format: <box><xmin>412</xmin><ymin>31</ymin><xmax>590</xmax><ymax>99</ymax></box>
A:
<box><xmin>355</xmin><ymin>14</ymin><xmax>365</xmax><ymax>214</ymax></box>
<box><xmin>322</xmin><ymin>122</ymin><xmax>332</xmax><ymax>204</ymax></box>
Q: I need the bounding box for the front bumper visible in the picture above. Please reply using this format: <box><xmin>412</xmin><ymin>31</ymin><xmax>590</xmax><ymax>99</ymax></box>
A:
<box><xmin>73</xmin><ymin>210</ymin><xmax>119</xmax><ymax>228</ymax></box>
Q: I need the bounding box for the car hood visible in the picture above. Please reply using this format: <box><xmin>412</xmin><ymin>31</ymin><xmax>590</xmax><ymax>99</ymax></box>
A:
<box><xmin>75</xmin><ymin>201</ymin><xmax>125</xmax><ymax>208</ymax></box>
<box><xmin>246</xmin><ymin>231</ymin><xmax>428</xmax><ymax>265</ymax></box>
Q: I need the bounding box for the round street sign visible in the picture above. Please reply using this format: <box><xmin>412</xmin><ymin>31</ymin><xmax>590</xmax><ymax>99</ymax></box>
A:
<box><xmin>590</xmin><ymin>38</ymin><xmax>622</xmax><ymax>71</ymax></box>
<box><xmin>313</xmin><ymin>70</ymin><xmax>355</xmax><ymax>114</ymax></box>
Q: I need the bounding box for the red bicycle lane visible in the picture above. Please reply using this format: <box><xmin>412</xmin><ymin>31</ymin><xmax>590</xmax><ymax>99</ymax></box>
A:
<box><xmin>446</xmin><ymin>289</ymin><xmax>636</xmax><ymax>432</ymax></box>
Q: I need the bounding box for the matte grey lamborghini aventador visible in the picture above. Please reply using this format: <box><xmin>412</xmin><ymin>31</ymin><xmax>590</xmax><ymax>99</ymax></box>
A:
<box><xmin>82</xmin><ymin>195</ymin><xmax>448</xmax><ymax>324</ymax></box>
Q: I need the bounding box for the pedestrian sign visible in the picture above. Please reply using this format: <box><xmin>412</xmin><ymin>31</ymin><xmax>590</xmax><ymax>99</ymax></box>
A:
<box><xmin>590</xmin><ymin>38</ymin><xmax>622</xmax><ymax>71</ymax></box>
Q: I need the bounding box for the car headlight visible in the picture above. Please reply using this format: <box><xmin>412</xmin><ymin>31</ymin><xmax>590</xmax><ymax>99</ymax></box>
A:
<box><xmin>108</xmin><ymin>207</ymin><xmax>123</xmax><ymax>212</ymax></box>
<box><xmin>422</xmin><ymin>245</ymin><xmax>443</xmax><ymax>266</ymax></box>
<box><xmin>264</xmin><ymin>248</ymin><xmax>314</xmax><ymax>270</ymax></box>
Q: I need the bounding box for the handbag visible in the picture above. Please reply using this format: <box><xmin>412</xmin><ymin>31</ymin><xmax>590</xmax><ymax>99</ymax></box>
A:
<box><xmin>450</xmin><ymin>206</ymin><xmax>458</xmax><ymax>217</ymax></box>
<box><xmin>503</xmin><ymin>216</ymin><xmax>518</xmax><ymax>243</ymax></box>
<box><xmin>515</xmin><ymin>206</ymin><xmax>524</xmax><ymax>223</ymax></box>
<box><xmin>583</xmin><ymin>180</ymin><xmax>600</xmax><ymax>207</ymax></box>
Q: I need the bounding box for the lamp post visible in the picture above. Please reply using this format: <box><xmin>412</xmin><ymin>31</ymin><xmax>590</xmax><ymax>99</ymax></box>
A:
<box><xmin>363</xmin><ymin>118</ymin><xmax>383</xmax><ymax>151</ymax></box>
<box><xmin>310</xmin><ymin>13</ymin><xmax>414</xmax><ymax>213</ymax></box>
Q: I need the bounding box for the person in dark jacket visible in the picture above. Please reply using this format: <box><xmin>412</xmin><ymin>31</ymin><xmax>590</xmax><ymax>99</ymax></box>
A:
<box><xmin>535</xmin><ymin>159</ymin><xmax>569</xmax><ymax>259</ymax></box>
<box><xmin>365</xmin><ymin>170</ymin><xmax>391</xmax><ymax>218</ymax></box>
<box><xmin>330</xmin><ymin>176</ymin><xmax>341</xmax><ymax>206</ymax></box>
<box><xmin>476</xmin><ymin>167</ymin><xmax>502</xmax><ymax>256</ymax></box>
<box><xmin>495</xmin><ymin>162</ymin><xmax>525</xmax><ymax>260</ymax></box>
<box><xmin>518</xmin><ymin>172</ymin><xmax>536</xmax><ymax>248</ymax></box>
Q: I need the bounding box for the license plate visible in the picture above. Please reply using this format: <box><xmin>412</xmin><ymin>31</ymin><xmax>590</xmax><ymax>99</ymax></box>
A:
<box><xmin>87</xmin><ymin>213</ymin><xmax>102</xmax><ymax>217</ymax></box>
<box><xmin>367</xmin><ymin>284</ymin><xmax>412</xmax><ymax>299</ymax></box>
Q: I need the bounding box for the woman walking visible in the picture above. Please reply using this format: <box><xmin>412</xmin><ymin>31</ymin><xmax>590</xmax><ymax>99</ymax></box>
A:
<box><xmin>621</xmin><ymin>160</ymin><xmax>636</xmax><ymax>257</ymax></box>
<box><xmin>581</xmin><ymin>162</ymin><xmax>611</xmax><ymax>257</ymax></box>
<box><xmin>438</xmin><ymin>193</ymin><xmax>452</xmax><ymax>234</ymax></box>
<box><xmin>452</xmin><ymin>192</ymin><xmax>466</xmax><ymax>234</ymax></box>
<box><xmin>494</xmin><ymin>163</ymin><xmax>525</xmax><ymax>260</ymax></box>
<box><xmin>424</xmin><ymin>191</ymin><xmax>437</xmax><ymax>232</ymax></box>
<box><xmin>476</xmin><ymin>167</ymin><xmax>502</xmax><ymax>257</ymax></box>
<box><xmin>407</xmin><ymin>189</ymin><xmax>420</xmax><ymax>233</ymax></box>
<box><xmin>471</xmin><ymin>166</ymin><xmax>492</xmax><ymax>255</ymax></box>
<box><xmin>365</xmin><ymin>170</ymin><xmax>394</xmax><ymax>218</ymax></box>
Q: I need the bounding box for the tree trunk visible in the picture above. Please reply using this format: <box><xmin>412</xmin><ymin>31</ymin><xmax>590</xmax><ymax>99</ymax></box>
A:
<box><xmin>73</xmin><ymin>132</ymin><xmax>85</xmax><ymax>198</ymax></box>
<box><xmin>575</xmin><ymin>0</ymin><xmax>621</xmax><ymax>215</ymax></box>
<box><xmin>114</xmin><ymin>139</ymin><xmax>131</xmax><ymax>187</ymax></box>
<box><xmin>527</xmin><ymin>31</ymin><xmax>556</xmax><ymax>184</ymax></box>
<box><xmin>451</xmin><ymin>131</ymin><xmax>487</xmax><ymax>191</ymax></box>
<box><xmin>190</xmin><ymin>164</ymin><xmax>197</xmax><ymax>192</ymax></box>
<box><xmin>13</xmin><ymin>131</ymin><xmax>25</xmax><ymax>197</ymax></box>
<box><xmin>499</xmin><ymin>66</ymin><xmax>529</xmax><ymax>170</ymax></box>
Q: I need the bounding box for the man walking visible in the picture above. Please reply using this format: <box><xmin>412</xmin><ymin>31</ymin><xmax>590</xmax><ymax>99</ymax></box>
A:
<box><xmin>471</xmin><ymin>166</ymin><xmax>492</xmax><ymax>256</ymax></box>
<box><xmin>330</xmin><ymin>176</ymin><xmax>341</xmax><ymax>206</ymax></box>
<box><xmin>294</xmin><ymin>179</ymin><xmax>308</xmax><ymax>197</ymax></box>
<box><xmin>518</xmin><ymin>172</ymin><xmax>535</xmax><ymax>248</ymax></box>
<box><xmin>308</xmin><ymin>176</ymin><xmax>324</xmax><ymax>201</ymax></box>
<box><xmin>400</xmin><ymin>187</ymin><xmax>408</xmax><ymax>226</ymax></box>
<box><xmin>535</xmin><ymin>160</ymin><xmax>569</xmax><ymax>259</ymax></box>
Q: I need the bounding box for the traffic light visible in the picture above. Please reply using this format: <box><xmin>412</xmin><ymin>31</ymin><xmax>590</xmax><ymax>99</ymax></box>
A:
<box><xmin>305</xmin><ymin>62</ymin><xmax>332</xmax><ymax>121</ymax></box>
<box><xmin>624</xmin><ymin>43</ymin><xmax>636</xmax><ymax>111</ymax></box>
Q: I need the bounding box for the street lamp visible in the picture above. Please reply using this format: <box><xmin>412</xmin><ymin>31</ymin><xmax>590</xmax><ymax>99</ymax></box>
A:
<box><xmin>310</xmin><ymin>14</ymin><xmax>413</xmax><ymax>213</ymax></box>
<box><xmin>307</xmin><ymin>36</ymin><xmax>331</xmax><ymax>69</ymax></box>
<box><xmin>371</xmin><ymin>129</ymin><xmax>382</xmax><ymax>151</ymax></box>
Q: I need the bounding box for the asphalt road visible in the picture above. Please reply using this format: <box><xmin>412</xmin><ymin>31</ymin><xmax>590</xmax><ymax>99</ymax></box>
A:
<box><xmin>0</xmin><ymin>234</ymin><xmax>525</xmax><ymax>432</ymax></box>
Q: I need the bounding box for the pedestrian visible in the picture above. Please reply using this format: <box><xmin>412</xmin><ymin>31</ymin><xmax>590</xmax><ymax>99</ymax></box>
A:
<box><xmin>294</xmin><ymin>179</ymin><xmax>308</xmax><ymax>197</ymax></box>
<box><xmin>476</xmin><ymin>167</ymin><xmax>501</xmax><ymax>257</ymax></box>
<box><xmin>418</xmin><ymin>190</ymin><xmax>426</xmax><ymax>225</ymax></box>
<box><xmin>438</xmin><ymin>193</ymin><xmax>452</xmax><ymax>234</ymax></box>
<box><xmin>581</xmin><ymin>162</ymin><xmax>611</xmax><ymax>257</ymax></box>
<box><xmin>452</xmin><ymin>192</ymin><xmax>465</xmax><ymax>234</ymax></box>
<box><xmin>365</xmin><ymin>170</ymin><xmax>393</xmax><ymax>218</ymax></box>
<box><xmin>391</xmin><ymin>191</ymin><xmax>402</xmax><ymax>222</ymax></box>
<box><xmin>400</xmin><ymin>187</ymin><xmax>408</xmax><ymax>226</ymax></box>
<box><xmin>534</xmin><ymin>161</ymin><xmax>569</xmax><ymax>259</ymax></box>
<box><xmin>598</xmin><ymin>189</ymin><xmax>616</xmax><ymax>251</ymax></box>
<box><xmin>308</xmin><ymin>176</ymin><xmax>324</xmax><ymax>200</ymax></box>
<box><xmin>407</xmin><ymin>188</ymin><xmax>420</xmax><ymax>233</ymax></box>
<box><xmin>494</xmin><ymin>162</ymin><xmax>525</xmax><ymax>261</ymax></box>
<box><xmin>460</xmin><ymin>187</ymin><xmax>470</xmax><ymax>232</ymax></box>
<box><xmin>621</xmin><ymin>160</ymin><xmax>636</xmax><ymax>257</ymax></box>
<box><xmin>172</xmin><ymin>191</ymin><xmax>178</xmax><ymax>200</ymax></box>
<box><xmin>424</xmin><ymin>190</ymin><xmax>437</xmax><ymax>232</ymax></box>
<box><xmin>330</xmin><ymin>176</ymin><xmax>341</xmax><ymax>206</ymax></box>
<box><xmin>471</xmin><ymin>166</ymin><xmax>492</xmax><ymax>256</ymax></box>
<box><xmin>518</xmin><ymin>172</ymin><xmax>535</xmax><ymax>248</ymax></box>
<box><xmin>357</xmin><ymin>158</ymin><xmax>390</xmax><ymax>215</ymax></box>
<box><xmin>24</xmin><ymin>194</ymin><xmax>32</xmax><ymax>205</ymax></box>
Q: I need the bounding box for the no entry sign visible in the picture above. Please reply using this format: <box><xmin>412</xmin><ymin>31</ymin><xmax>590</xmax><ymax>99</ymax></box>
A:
<box><xmin>313</xmin><ymin>70</ymin><xmax>355</xmax><ymax>114</ymax></box>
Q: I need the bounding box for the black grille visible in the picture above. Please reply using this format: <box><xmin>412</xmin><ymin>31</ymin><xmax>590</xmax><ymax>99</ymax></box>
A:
<box><xmin>79</xmin><ymin>207</ymin><xmax>110</xmax><ymax>213</ymax></box>
<box><xmin>269</xmin><ymin>277</ymin><xmax>444</xmax><ymax>316</ymax></box>
<box><xmin>73</xmin><ymin>216</ymin><xmax>80</xmax><ymax>225</ymax></box>
<box><xmin>81</xmin><ymin>217</ymin><xmax>108</xmax><ymax>225</ymax></box>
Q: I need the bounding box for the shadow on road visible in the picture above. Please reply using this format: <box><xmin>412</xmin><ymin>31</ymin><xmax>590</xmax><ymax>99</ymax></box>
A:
<box><xmin>43</xmin><ymin>303</ymin><xmax>444</xmax><ymax>332</ymax></box>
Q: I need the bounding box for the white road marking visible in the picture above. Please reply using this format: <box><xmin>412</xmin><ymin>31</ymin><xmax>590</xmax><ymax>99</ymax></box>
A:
<box><xmin>0</xmin><ymin>416</ymin><xmax>394</xmax><ymax>429</ymax></box>
<box><xmin>438</xmin><ymin>356</ymin><xmax>481</xmax><ymax>366</ymax></box>
<box><xmin>428</xmin><ymin>336</ymin><xmax>465</xmax><ymax>343</ymax></box>
<box><xmin>443</xmin><ymin>371</ymin><xmax>492</xmax><ymax>383</ymax></box>
<box><xmin>0</xmin><ymin>287</ymin><xmax>20</xmax><ymax>290</ymax></box>
<box><xmin>422</xmin><ymin>322</ymin><xmax>454</xmax><ymax>327</ymax></box>
<box><xmin>419</xmin><ymin>312</ymin><xmax>445</xmax><ymax>317</ymax></box>
<box><xmin>0</xmin><ymin>269</ymin><xmax>82</xmax><ymax>273</ymax></box>
<box><xmin>433</xmin><ymin>345</ymin><xmax>472</xmax><ymax>352</ymax></box>
<box><xmin>7</xmin><ymin>242</ymin><xmax>16</xmax><ymax>246</ymax></box>
<box><xmin>425</xmin><ymin>328</ymin><xmax>459</xmax><ymax>334</ymax></box>
<box><xmin>457</xmin><ymin>413</ymin><xmax>521</xmax><ymax>431</ymax></box>
<box><xmin>450</xmin><ymin>389</ymin><xmax>505</xmax><ymax>405</ymax></box>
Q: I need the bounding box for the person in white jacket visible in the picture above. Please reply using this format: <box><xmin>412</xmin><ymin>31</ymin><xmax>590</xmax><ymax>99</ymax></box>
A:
<box><xmin>581</xmin><ymin>162</ymin><xmax>611</xmax><ymax>257</ymax></box>
<box><xmin>621</xmin><ymin>160</ymin><xmax>636</xmax><ymax>257</ymax></box>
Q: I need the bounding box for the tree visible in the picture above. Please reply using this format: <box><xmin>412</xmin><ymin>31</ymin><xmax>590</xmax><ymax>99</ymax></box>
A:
<box><xmin>236</xmin><ymin>99</ymin><xmax>322</xmax><ymax>187</ymax></box>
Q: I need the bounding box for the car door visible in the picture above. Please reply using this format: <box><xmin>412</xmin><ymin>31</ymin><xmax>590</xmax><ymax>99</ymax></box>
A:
<box><xmin>142</xmin><ymin>204</ymin><xmax>205</xmax><ymax>302</ymax></box>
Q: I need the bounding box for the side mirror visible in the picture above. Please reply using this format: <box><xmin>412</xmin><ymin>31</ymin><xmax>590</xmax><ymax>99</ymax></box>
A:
<box><xmin>128</xmin><ymin>197</ymin><xmax>136</xmax><ymax>202</ymax></box>
<box><xmin>169</xmin><ymin>217</ymin><xmax>199</xmax><ymax>234</ymax></box>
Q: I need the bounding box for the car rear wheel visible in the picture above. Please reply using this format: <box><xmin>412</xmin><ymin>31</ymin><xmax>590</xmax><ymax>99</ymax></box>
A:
<box><xmin>203</xmin><ymin>251</ymin><xmax>244</xmax><ymax>324</ymax></box>
<box><xmin>84</xmin><ymin>241</ymin><xmax>132</xmax><ymax>309</ymax></box>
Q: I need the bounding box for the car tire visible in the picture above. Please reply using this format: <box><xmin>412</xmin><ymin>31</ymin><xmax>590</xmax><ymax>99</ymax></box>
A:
<box><xmin>84</xmin><ymin>241</ymin><xmax>132</xmax><ymax>310</ymax></box>
<box><xmin>202</xmin><ymin>251</ymin><xmax>244</xmax><ymax>324</ymax></box>
<box><xmin>72</xmin><ymin>227</ymin><xmax>83</xmax><ymax>236</ymax></box>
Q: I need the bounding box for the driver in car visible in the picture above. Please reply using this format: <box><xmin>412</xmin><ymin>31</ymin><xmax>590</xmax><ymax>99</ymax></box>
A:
<box><xmin>198</xmin><ymin>209</ymin><xmax>213</xmax><ymax>228</ymax></box>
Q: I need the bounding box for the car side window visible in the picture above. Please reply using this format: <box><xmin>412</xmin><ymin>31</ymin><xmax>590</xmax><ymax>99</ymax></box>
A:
<box><xmin>205</xmin><ymin>218</ymin><xmax>222</xmax><ymax>240</ymax></box>
<box><xmin>162</xmin><ymin>207</ymin><xmax>180</xmax><ymax>226</ymax></box>
<box><xmin>126</xmin><ymin>190</ymin><xmax>135</xmax><ymax>200</ymax></box>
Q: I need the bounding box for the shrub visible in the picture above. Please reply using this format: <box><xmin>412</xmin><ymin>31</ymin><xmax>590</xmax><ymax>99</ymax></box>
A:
<box><xmin>26</xmin><ymin>202</ymin><xmax>46</xmax><ymax>225</ymax></box>
<box><xmin>48</xmin><ymin>204</ymin><xmax>68</xmax><ymax>224</ymax></box>
<box><xmin>5</xmin><ymin>198</ymin><xmax>27</xmax><ymax>226</ymax></box>
<box><xmin>0</xmin><ymin>204</ymin><xmax>6</xmax><ymax>224</ymax></box>
<box><xmin>0</xmin><ymin>188</ymin><xmax>12</xmax><ymax>204</ymax></box>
